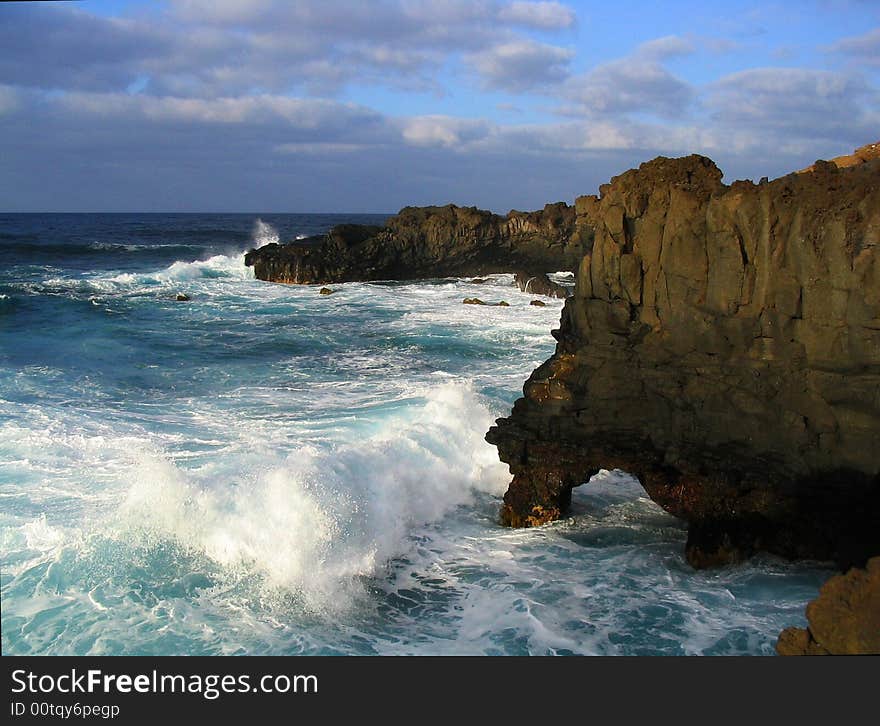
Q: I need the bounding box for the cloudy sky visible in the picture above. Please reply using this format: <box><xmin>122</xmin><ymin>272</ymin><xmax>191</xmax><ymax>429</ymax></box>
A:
<box><xmin>1</xmin><ymin>0</ymin><xmax>878</xmax><ymax>212</ymax></box>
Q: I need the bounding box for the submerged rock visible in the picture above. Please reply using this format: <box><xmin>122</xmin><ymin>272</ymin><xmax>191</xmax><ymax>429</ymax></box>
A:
<box><xmin>463</xmin><ymin>298</ymin><xmax>509</xmax><ymax>307</ymax></box>
<box><xmin>777</xmin><ymin>557</ymin><xmax>880</xmax><ymax>655</ymax></box>
<box><xmin>487</xmin><ymin>144</ymin><xmax>880</xmax><ymax>569</ymax></box>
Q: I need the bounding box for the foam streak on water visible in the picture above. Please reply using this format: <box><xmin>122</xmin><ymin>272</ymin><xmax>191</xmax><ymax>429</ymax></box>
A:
<box><xmin>0</xmin><ymin>213</ymin><xmax>831</xmax><ymax>655</ymax></box>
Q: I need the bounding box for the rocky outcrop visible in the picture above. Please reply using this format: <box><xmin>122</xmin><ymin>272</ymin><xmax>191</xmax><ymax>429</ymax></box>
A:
<box><xmin>514</xmin><ymin>271</ymin><xmax>571</xmax><ymax>298</ymax></box>
<box><xmin>463</xmin><ymin>298</ymin><xmax>509</xmax><ymax>306</ymax></box>
<box><xmin>777</xmin><ymin>557</ymin><xmax>880</xmax><ymax>655</ymax></box>
<box><xmin>487</xmin><ymin>146</ymin><xmax>880</xmax><ymax>569</ymax></box>
<box><xmin>244</xmin><ymin>203</ymin><xmax>589</xmax><ymax>284</ymax></box>
<box><xmin>798</xmin><ymin>141</ymin><xmax>880</xmax><ymax>173</ymax></box>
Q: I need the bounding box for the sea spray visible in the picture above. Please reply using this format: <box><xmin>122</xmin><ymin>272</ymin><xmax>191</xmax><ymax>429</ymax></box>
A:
<box><xmin>114</xmin><ymin>382</ymin><xmax>507</xmax><ymax>611</ymax></box>
<box><xmin>252</xmin><ymin>219</ymin><xmax>279</xmax><ymax>248</ymax></box>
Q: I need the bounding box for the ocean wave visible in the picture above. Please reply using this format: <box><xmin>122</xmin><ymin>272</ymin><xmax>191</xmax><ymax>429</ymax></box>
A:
<box><xmin>114</xmin><ymin>381</ymin><xmax>506</xmax><ymax>610</ymax></box>
<box><xmin>87</xmin><ymin>242</ymin><xmax>205</xmax><ymax>252</ymax></box>
<box><xmin>151</xmin><ymin>253</ymin><xmax>254</xmax><ymax>282</ymax></box>
<box><xmin>34</xmin><ymin>252</ymin><xmax>254</xmax><ymax>296</ymax></box>
<box><xmin>0</xmin><ymin>240</ymin><xmax>206</xmax><ymax>259</ymax></box>
<box><xmin>0</xmin><ymin>381</ymin><xmax>507</xmax><ymax>619</ymax></box>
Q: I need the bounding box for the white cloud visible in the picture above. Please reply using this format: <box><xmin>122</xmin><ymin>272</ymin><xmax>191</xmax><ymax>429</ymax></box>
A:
<box><xmin>709</xmin><ymin>67</ymin><xmax>872</xmax><ymax>126</ymax></box>
<box><xmin>558</xmin><ymin>35</ymin><xmax>696</xmax><ymax>119</ymax></box>
<box><xmin>0</xmin><ymin>1</ymin><xmax>876</xmax><ymax>212</ymax></box>
<box><xmin>469</xmin><ymin>39</ymin><xmax>574</xmax><ymax>91</ymax></box>
<box><xmin>56</xmin><ymin>92</ymin><xmax>386</xmax><ymax>137</ymax></box>
<box><xmin>564</xmin><ymin>57</ymin><xmax>694</xmax><ymax>118</ymax></box>
<box><xmin>400</xmin><ymin>116</ymin><xmax>492</xmax><ymax>148</ymax></box>
<box><xmin>826</xmin><ymin>27</ymin><xmax>880</xmax><ymax>66</ymax></box>
<box><xmin>275</xmin><ymin>142</ymin><xmax>369</xmax><ymax>154</ymax></box>
<box><xmin>498</xmin><ymin>2</ymin><xmax>576</xmax><ymax>30</ymax></box>
<box><xmin>0</xmin><ymin>0</ymin><xmax>579</xmax><ymax>99</ymax></box>
<box><xmin>636</xmin><ymin>35</ymin><xmax>695</xmax><ymax>60</ymax></box>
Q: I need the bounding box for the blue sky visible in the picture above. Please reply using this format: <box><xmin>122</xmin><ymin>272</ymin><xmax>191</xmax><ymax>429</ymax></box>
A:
<box><xmin>1</xmin><ymin>0</ymin><xmax>877</xmax><ymax>212</ymax></box>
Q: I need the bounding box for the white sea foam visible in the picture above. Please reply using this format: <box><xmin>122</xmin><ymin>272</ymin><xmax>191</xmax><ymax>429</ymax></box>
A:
<box><xmin>39</xmin><ymin>252</ymin><xmax>254</xmax><ymax>297</ymax></box>
<box><xmin>95</xmin><ymin>382</ymin><xmax>508</xmax><ymax>611</ymax></box>
<box><xmin>153</xmin><ymin>253</ymin><xmax>254</xmax><ymax>282</ymax></box>
<box><xmin>88</xmin><ymin>242</ymin><xmax>202</xmax><ymax>251</ymax></box>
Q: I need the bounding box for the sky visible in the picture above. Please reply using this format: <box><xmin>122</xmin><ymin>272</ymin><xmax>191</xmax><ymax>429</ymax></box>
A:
<box><xmin>0</xmin><ymin>0</ymin><xmax>878</xmax><ymax>212</ymax></box>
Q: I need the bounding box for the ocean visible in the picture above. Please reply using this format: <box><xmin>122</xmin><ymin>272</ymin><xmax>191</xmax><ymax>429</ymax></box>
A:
<box><xmin>0</xmin><ymin>213</ymin><xmax>832</xmax><ymax>655</ymax></box>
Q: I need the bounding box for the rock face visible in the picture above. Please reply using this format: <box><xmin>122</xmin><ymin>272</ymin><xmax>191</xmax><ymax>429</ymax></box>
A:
<box><xmin>487</xmin><ymin>148</ymin><xmax>880</xmax><ymax>569</ymax></box>
<box><xmin>777</xmin><ymin>556</ymin><xmax>880</xmax><ymax>655</ymax></box>
<box><xmin>244</xmin><ymin>203</ymin><xmax>589</xmax><ymax>283</ymax></box>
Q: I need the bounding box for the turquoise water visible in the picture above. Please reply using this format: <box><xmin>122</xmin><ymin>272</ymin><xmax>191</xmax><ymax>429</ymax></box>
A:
<box><xmin>0</xmin><ymin>214</ymin><xmax>832</xmax><ymax>655</ymax></box>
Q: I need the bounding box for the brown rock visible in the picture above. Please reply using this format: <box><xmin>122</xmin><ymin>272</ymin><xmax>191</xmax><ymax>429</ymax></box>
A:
<box><xmin>175</xmin><ymin>293</ymin><xmax>190</xmax><ymax>301</ymax></box>
<box><xmin>487</xmin><ymin>144</ymin><xmax>880</xmax><ymax>569</ymax></box>
<box><xmin>776</xmin><ymin>627</ymin><xmax>829</xmax><ymax>656</ymax></box>
<box><xmin>319</xmin><ymin>287</ymin><xmax>334</xmax><ymax>295</ymax></box>
<box><xmin>463</xmin><ymin>298</ymin><xmax>509</xmax><ymax>306</ymax></box>
<box><xmin>798</xmin><ymin>141</ymin><xmax>880</xmax><ymax>173</ymax></box>
<box><xmin>245</xmin><ymin>203</ymin><xmax>586</xmax><ymax>284</ymax></box>
<box><xmin>776</xmin><ymin>557</ymin><xmax>880</xmax><ymax>655</ymax></box>
<box><xmin>530</xmin><ymin>300</ymin><xmax>547</xmax><ymax>307</ymax></box>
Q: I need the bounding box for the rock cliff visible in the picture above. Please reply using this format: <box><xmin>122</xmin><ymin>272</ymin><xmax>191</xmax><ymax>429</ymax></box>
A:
<box><xmin>486</xmin><ymin>146</ymin><xmax>880</xmax><ymax>569</ymax></box>
<box><xmin>244</xmin><ymin>203</ymin><xmax>589</xmax><ymax>284</ymax></box>
<box><xmin>776</xmin><ymin>556</ymin><xmax>880</xmax><ymax>655</ymax></box>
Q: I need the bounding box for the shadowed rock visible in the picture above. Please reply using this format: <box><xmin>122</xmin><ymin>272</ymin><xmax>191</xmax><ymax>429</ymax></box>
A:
<box><xmin>244</xmin><ymin>203</ymin><xmax>588</xmax><ymax>284</ymax></box>
<box><xmin>487</xmin><ymin>145</ymin><xmax>880</xmax><ymax>569</ymax></box>
<box><xmin>514</xmin><ymin>271</ymin><xmax>571</xmax><ymax>298</ymax></box>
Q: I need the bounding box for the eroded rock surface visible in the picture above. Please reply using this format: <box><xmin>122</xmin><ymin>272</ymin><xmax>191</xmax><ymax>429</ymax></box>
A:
<box><xmin>244</xmin><ymin>203</ymin><xmax>589</xmax><ymax>284</ymax></box>
<box><xmin>777</xmin><ymin>556</ymin><xmax>880</xmax><ymax>655</ymax></box>
<box><xmin>487</xmin><ymin>148</ymin><xmax>880</xmax><ymax>569</ymax></box>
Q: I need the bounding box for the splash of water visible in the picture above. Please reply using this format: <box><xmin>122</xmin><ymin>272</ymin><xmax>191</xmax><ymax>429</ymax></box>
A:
<box><xmin>252</xmin><ymin>219</ymin><xmax>279</xmax><ymax>248</ymax></box>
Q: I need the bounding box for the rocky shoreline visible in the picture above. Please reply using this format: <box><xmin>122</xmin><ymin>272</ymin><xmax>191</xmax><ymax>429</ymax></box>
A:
<box><xmin>246</xmin><ymin>142</ymin><xmax>880</xmax><ymax>653</ymax></box>
<box><xmin>244</xmin><ymin>202</ymin><xmax>587</xmax><ymax>289</ymax></box>
<box><xmin>487</xmin><ymin>144</ymin><xmax>880</xmax><ymax>577</ymax></box>
<box><xmin>776</xmin><ymin>556</ymin><xmax>879</xmax><ymax>655</ymax></box>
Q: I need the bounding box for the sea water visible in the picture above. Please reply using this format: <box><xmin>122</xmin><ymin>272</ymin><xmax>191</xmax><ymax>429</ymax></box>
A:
<box><xmin>0</xmin><ymin>213</ymin><xmax>832</xmax><ymax>655</ymax></box>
